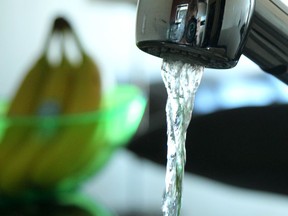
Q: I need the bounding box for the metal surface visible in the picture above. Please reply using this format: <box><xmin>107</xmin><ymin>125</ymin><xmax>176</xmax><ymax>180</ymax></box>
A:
<box><xmin>244</xmin><ymin>0</ymin><xmax>288</xmax><ymax>81</ymax></box>
<box><xmin>136</xmin><ymin>0</ymin><xmax>288</xmax><ymax>83</ymax></box>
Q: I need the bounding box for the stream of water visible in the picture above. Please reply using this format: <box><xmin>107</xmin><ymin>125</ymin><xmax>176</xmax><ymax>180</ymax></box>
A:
<box><xmin>161</xmin><ymin>58</ymin><xmax>204</xmax><ymax>216</ymax></box>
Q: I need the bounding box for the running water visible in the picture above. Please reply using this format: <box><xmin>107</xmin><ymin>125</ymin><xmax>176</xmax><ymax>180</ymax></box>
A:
<box><xmin>161</xmin><ymin>58</ymin><xmax>204</xmax><ymax>216</ymax></box>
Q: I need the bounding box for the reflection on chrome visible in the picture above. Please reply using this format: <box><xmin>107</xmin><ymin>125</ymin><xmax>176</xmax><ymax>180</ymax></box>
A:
<box><xmin>136</xmin><ymin>0</ymin><xmax>288</xmax><ymax>84</ymax></box>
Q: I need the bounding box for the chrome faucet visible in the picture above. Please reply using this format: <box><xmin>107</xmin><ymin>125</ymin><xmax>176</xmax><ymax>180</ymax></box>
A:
<box><xmin>136</xmin><ymin>0</ymin><xmax>288</xmax><ymax>83</ymax></box>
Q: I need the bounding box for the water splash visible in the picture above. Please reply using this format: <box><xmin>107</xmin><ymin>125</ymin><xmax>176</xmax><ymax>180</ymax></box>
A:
<box><xmin>161</xmin><ymin>58</ymin><xmax>204</xmax><ymax>216</ymax></box>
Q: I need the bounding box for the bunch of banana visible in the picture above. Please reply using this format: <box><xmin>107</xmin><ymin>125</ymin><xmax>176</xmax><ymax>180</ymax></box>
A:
<box><xmin>30</xmin><ymin>53</ymin><xmax>102</xmax><ymax>189</ymax></box>
<box><xmin>0</xmin><ymin>17</ymin><xmax>103</xmax><ymax>195</ymax></box>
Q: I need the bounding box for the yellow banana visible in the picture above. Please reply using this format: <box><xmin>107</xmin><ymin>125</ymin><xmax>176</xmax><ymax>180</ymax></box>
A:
<box><xmin>34</xmin><ymin>57</ymin><xmax>73</xmax><ymax>116</ymax></box>
<box><xmin>31</xmin><ymin>53</ymin><xmax>102</xmax><ymax>188</ymax></box>
<box><xmin>56</xmin><ymin>126</ymin><xmax>109</xmax><ymax>189</ymax></box>
<box><xmin>0</xmin><ymin>130</ymin><xmax>52</xmax><ymax>194</ymax></box>
<box><xmin>0</xmin><ymin>55</ymin><xmax>49</xmax><ymax>193</ymax></box>
<box><xmin>0</xmin><ymin>58</ymin><xmax>72</xmax><ymax>194</ymax></box>
<box><xmin>7</xmin><ymin>55</ymin><xmax>49</xmax><ymax>115</ymax></box>
<box><xmin>64</xmin><ymin>54</ymin><xmax>102</xmax><ymax>113</ymax></box>
<box><xmin>33</xmin><ymin>120</ymin><xmax>101</xmax><ymax>188</ymax></box>
<box><xmin>0</xmin><ymin>55</ymin><xmax>48</xmax><ymax>149</ymax></box>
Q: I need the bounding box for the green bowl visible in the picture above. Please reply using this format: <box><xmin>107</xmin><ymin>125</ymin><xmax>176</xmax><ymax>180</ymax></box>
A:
<box><xmin>0</xmin><ymin>85</ymin><xmax>146</xmax><ymax>195</ymax></box>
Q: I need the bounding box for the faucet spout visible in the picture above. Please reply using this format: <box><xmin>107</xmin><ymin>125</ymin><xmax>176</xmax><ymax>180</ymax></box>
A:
<box><xmin>136</xmin><ymin>0</ymin><xmax>288</xmax><ymax>83</ymax></box>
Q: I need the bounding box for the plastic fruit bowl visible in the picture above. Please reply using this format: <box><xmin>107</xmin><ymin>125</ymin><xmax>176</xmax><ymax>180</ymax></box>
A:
<box><xmin>0</xmin><ymin>85</ymin><xmax>146</xmax><ymax>195</ymax></box>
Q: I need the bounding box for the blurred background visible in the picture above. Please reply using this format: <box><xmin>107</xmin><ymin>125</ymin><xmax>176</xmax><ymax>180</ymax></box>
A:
<box><xmin>1</xmin><ymin>0</ymin><xmax>288</xmax><ymax>215</ymax></box>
